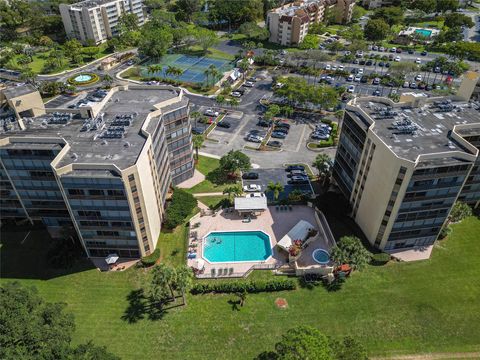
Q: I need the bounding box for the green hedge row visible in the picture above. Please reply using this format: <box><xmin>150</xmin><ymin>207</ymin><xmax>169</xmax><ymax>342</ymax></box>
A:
<box><xmin>164</xmin><ymin>188</ymin><xmax>197</xmax><ymax>229</ymax></box>
<box><xmin>191</xmin><ymin>278</ymin><xmax>296</xmax><ymax>295</ymax></box>
<box><xmin>141</xmin><ymin>248</ymin><xmax>160</xmax><ymax>267</ymax></box>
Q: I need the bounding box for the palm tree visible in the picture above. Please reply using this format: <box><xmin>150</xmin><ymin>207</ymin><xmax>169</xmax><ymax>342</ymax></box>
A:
<box><xmin>166</xmin><ymin>65</ymin><xmax>183</xmax><ymax>82</ymax></box>
<box><xmin>150</xmin><ymin>263</ymin><xmax>177</xmax><ymax>303</ymax></box>
<box><xmin>192</xmin><ymin>135</ymin><xmax>204</xmax><ymax>160</ymax></box>
<box><xmin>207</xmin><ymin>64</ymin><xmax>220</xmax><ymax>87</ymax></box>
<box><xmin>267</xmin><ymin>181</ymin><xmax>284</xmax><ymax>201</ymax></box>
<box><xmin>203</xmin><ymin>68</ymin><xmax>210</xmax><ymax>87</ymax></box>
<box><xmin>230</xmin><ymin>97</ymin><xmax>240</xmax><ymax>108</ymax></box>
<box><xmin>103</xmin><ymin>74</ymin><xmax>113</xmax><ymax>87</ymax></box>
<box><xmin>222</xmin><ymin>184</ymin><xmax>243</xmax><ymax>201</ymax></box>
<box><xmin>312</xmin><ymin>154</ymin><xmax>332</xmax><ymax>186</ymax></box>
<box><xmin>238</xmin><ymin>59</ymin><xmax>249</xmax><ymax>80</ymax></box>
<box><xmin>215</xmin><ymin>95</ymin><xmax>226</xmax><ymax>107</ymax></box>
<box><xmin>174</xmin><ymin>265</ymin><xmax>193</xmax><ymax>306</ymax></box>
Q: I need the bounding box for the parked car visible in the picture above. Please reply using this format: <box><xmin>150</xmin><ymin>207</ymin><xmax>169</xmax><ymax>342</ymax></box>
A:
<box><xmin>378</xmin><ymin>61</ymin><xmax>385</xmax><ymax>67</ymax></box>
<box><xmin>245</xmin><ymin>134</ymin><xmax>262</xmax><ymax>143</ymax></box>
<box><xmin>396</xmin><ymin>48</ymin><xmax>402</xmax><ymax>53</ymax></box>
<box><xmin>354</xmin><ymin>74</ymin><xmax>362</xmax><ymax>82</ymax></box>
<box><xmin>347</xmin><ymin>74</ymin><xmax>354</xmax><ymax>82</ymax></box>
<box><xmin>360</xmin><ymin>76</ymin><xmax>368</xmax><ymax>83</ymax></box>
<box><xmin>373</xmin><ymin>77</ymin><xmax>380</xmax><ymax>85</ymax></box>
<box><xmin>286</xmin><ymin>165</ymin><xmax>305</xmax><ymax>172</ymax></box>
<box><xmin>347</xmin><ymin>85</ymin><xmax>355</xmax><ymax>93</ymax></box>
<box><xmin>271</xmin><ymin>131</ymin><xmax>287</xmax><ymax>139</ymax></box>
<box><xmin>415</xmin><ymin>74</ymin><xmax>422</xmax><ymax>81</ymax></box>
<box><xmin>366</xmin><ymin>60</ymin><xmax>373</xmax><ymax>66</ymax></box>
<box><xmin>192</xmin><ymin>127</ymin><xmax>204</xmax><ymax>135</ymax></box>
<box><xmin>409</xmin><ymin>82</ymin><xmax>417</xmax><ymax>89</ymax></box>
<box><xmin>415</xmin><ymin>58</ymin><xmax>421</xmax><ymax>64</ymax></box>
<box><xmin>408</xmin><ymin>49</ymin><xmax>415</xmax><ymax>54</ymax></box>
<box><xmin>243</xmin><ymin>184</ymin><xmax>261</xmax><ymax>192</ymax></box>
<box><xmin>244</xmin><ymin>81</ymin><xmax>255</xmax><ymax>87</ymax></box>
<box><xmin>403</xmin><ymin>81</ymin><xmax>410</xmax><ymax>88</ymax></box>
<box><xmin>257</xmin><ymin>119</ymin><xmax>272</xmax><ymax>127</ymax></box>
<box><xmin>275</xmin><ymin>122</ymin><xmax>290</xmax><ymax>129</ymax></box>
<box><xmin>267</xmin><ymin>140</ymin><xmax>282</xmax><ymax>148</ymax></box>
<box><xmin>231</xmin><ymin>91</ymin><xmax>242</xmax><ymax>97</ymax></box>
<box><xmin>325</xmin><ymin>64</ymin><xmax>331</xmax><ymax>70</ymax></box>
<box><xmin>204</xmin><ymin>109</ymin><xmax>219</xmax><ymax>117</ymax></box>
<box><xmin>394</xmin><ymin>56</ymin><xmax>401</xmax><ymax>62</ymax></box>
<box><xmin>288</xmin><ymin>170</ymin><xmax>308</xmax><ymax>177</ymax></box>
<box><xmin>338</xmin><ymin>65</ymin><xmax>344</xmax><ymax>71</ymax></box>
<box><xmin>289</xmin><ymin>176</ymin><xmax>309</xmax><ymax>184</ymax></box>
<box><xmin>242</xmin><ymin>172</ymin><xmax>259</xmax><ymax>180</ymax></box>
<box><xmin>247</xmin><ymin>77</ymin><xmax>257</xmax><ymax>82</ymax></box>
<box><xmin>357</xmin><ymin>68</ymin><xmax>364</xmax><ymax>74</ymax></box>
<box><xmin>373</xmin><ymin>89</ymin><xmax>381</xmax><ymax>96</ymax></box>
<box><xmin>385</xmin><ymin>62</ymin><xmax>391</xmax><ymax>68</ymax></box>
<box><xmin>421</xmin><ymin>51</ymin><xmax>428</xmax><ymax>56</ymax></box>
<box><xmin>379</xmin><ymin>46</ymin><xmax>385</xmax><ymax>52</ymax></box>
<box><xmin>217</xmin><ymin>121</ymin><xmax>231</xmax><ymax>128</ymax></box>
<box><xmin>311</xmin><ymin>133</ymin><xmax>329</xmax><ymax>140</ymax></box>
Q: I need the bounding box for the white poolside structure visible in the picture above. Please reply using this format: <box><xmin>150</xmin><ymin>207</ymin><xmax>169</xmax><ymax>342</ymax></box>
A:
<box><xmin>234</xmin><ymin>195</ymin><xmax>268</xmax><ymax>216</ymax></box>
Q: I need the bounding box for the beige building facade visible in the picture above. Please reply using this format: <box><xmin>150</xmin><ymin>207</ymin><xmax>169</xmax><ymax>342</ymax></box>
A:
<box><xmin>333</xmin><ymin>95</ymin><xmax>480</xmax><ymax>254</ymax></box>
<box><xmin>267</xmin><ymin>0</ymin><xmax>355</xmax><ymax>46</ymax></box>
<box><xmin>0</xmin><ymin>85</ymin><xmax>193</xmax><ymax>258</ymax></box>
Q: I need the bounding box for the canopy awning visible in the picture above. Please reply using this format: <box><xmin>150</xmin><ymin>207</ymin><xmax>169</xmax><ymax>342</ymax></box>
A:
<box><xmin>234</xmin><ymin>196</ymin><xmax>268</xmax><ymax>212</ymax></box>
<box><xmin>105</xmin><ymin>253</ymin><xmax>119</xmax><ymax>265</ymax></box>
<box><xmin>277</xmin><ymin>220</ymin><xmax>315</xmax><ymax>251</ymax></box>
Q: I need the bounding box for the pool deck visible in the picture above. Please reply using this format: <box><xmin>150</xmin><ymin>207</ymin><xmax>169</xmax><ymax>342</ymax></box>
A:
<box><xmin>187</xmin><ymin>205</ymin><xmax>333</xmax><ymax>278</ymax></box>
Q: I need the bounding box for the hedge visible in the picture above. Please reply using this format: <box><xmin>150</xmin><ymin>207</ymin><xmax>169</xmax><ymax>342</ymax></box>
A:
<box><xmin>371</xmin><ymin>252</ymin><xmax>390</xmax><ymax>265</ymax></box>
<box><xmin>191</xmin><ymin>278</ymin><xmax>296</xmax><ymax>295</ymax></box>
<box><xmin>141</xmin><ymin>248</ymin><xmax>160</xmax><ymax>267</ymax></box>
<box><xmin>164</xmin><ymin>188</ymin><xmax>197</xmax><ymax>229</ymax></box>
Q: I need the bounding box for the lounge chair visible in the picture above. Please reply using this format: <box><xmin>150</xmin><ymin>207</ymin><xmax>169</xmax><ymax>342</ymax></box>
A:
<box><xmin>211</xmin><ymin>268</ymin><xmax>216</xmax><ymax>277</ymax></box>
<box><xmin>229</xmin><ymin>268</ymin><xmax>233</xmax><ymax>275</ymax></box>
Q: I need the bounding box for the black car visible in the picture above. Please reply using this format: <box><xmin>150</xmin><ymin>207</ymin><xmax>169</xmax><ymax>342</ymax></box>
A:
<box><xmin>421</xmin><ymin>51</ymin><xmax>428</xmax><ymax>56</ymax></box>
<box><xmin>365</xmin><ymin>60</ymin><xmax>373</xmax><ymax>66</ymax></box>
<box><xmin>378</xmin><ymin>61</ymin><xmax>385</xmax><ymax>67</ymax></box>
<box><xmin>385</xmin><ymin>62</ymin><xmax>391</xmax><ymax>68</ymax></box>
<box><xmin>288</xmin><ymin>179</ymin><xmax>309</xmax><ymax>185</ymax></box>
<box><xmin>217</xmin><ymin>121</ymin><xmax>231</xmax><ymax>128</ymax></box>
<box><xmin>192</xmin><ymin>127</ymin><xmax>204</xmax><ymax>134</ymax></box>
<box><xmin>242</xmin><ymin>172</ymin><xmax>259</xmax><ymax>180</ymax></box>
<box><xmin>408</xmin><ymin>49</ymin><xmax>414</xmax><ymax>54</ymax></box>
<box><xmin>271</xmin><ymin>131</ymin><xmax>286</xmax><ymax>139</ymax></box>
<box><xmin>275</xmin><ymin>122</ymin><xmax>290</xmax><ymax>129</ymax></box>
<box><xmin>360</xmin><ymin>76</ymin><xmax>368</xmax><ymax>83</ymax></box>
<box><xmin>286</xmin><ymin>165</ymin><xmax>305</xmax><ymax>172</ymax></box>
<box><xmin>257</xmin><ymin>120</ymin><xmax>272</xmax><ymax>127</ymax></box>
<box><xmin>274</xmin><ymin>126</ymin><xmax>288</xmax><ymax>133</ymax></box>
<box><xmin>267</xmin><ymin>140</ymin><xmax>282</xmax><ymax>148</ymax></box>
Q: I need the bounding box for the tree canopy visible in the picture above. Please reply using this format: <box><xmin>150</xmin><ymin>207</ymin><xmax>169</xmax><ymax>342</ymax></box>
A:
<box><xmin>299</xmin><ymin>34</ymin><xmax>320</xmax><ymax>50</ymax></box>
<box><xmin>330</xmin><ymin>236</ymin><xmax>372</xmax><ymax>270</ymax></box>
<box><xmin>364</xmin><ymin>19</ymin><xmax>390</xmax><ymax>42</ymax></box>
<box><xmin>274</xmin><ymin>77</ymin><xmax>338</xmax><ymax>110</ymax></box>
<box><xmin>370</xmin><ymin>6</ymin><xmax>403</xmax><ymax>26</ymax></box>
<box><xmin>219</xmin><ymin>150</ymin><xmax>251</xmax><ymax>175</ymax></box>
<box><xmin>0</xmin><ymin>282</ymin><xmax>119</xmax><ymax>360</ymax></box>
<box><xmin>444</xmin><ymin>13</ymin><xmax>474</xmax><ymax>29</ymax></box>
<box><xmin>238</xmin><ymin>21</ymin><xmax>269</xmax><ymax>40</ymax></box>
<box><xmin>138</xmin><ymin>26</ymin><xmax>173</xmax><ymax>59</ymax></box>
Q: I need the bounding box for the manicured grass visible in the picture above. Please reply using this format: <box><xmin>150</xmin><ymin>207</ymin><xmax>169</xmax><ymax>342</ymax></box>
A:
<box><xmin>1</xmin><ymin>217</ymin><xmax>480</xmax><ymax>359</ymax></box>
<box><xmin>157</xmin><ymin>221</ymin><xmax>191</xmax><ymax>267</ymax></box>
<box><xmin>7</xmin><ymin>44</ymin><xmax>112</xmax><ymax>74</ymax></box>
<box><xmin>187</xmin><ymin>155</ymin><xmax>237</xmax><ymax>194</ymax></box>
<box><xmin>185</xmin><ymin>46</ymin><xmax>235</xmax><ymax>61</ymax></box>
<box><xmin>196</xmin><ymin>195</ymin><xmax>230</xmax><ymax>209</ymax></box>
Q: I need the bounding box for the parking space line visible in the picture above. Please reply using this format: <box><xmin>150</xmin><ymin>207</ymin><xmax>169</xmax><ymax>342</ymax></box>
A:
<box><xmin>230</xmin><ymin>114</ymin><xmax>252</xmax><ymax>143</ymax></box>
<box><xmin>295</xmin><ymin>125</ymin><xmax>307</xmax><ymax>152</ymax></box>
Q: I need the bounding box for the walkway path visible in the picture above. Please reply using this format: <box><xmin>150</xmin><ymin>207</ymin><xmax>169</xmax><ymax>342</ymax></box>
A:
<box><xmin>192</xmin><ymin>192</ymin><xmax>224</xmax><ymax>197</ymax></box>
<box><xmin>372</xmin><ymin>352</ymin><xmax>480</xmax><ymax>360</ymax></box>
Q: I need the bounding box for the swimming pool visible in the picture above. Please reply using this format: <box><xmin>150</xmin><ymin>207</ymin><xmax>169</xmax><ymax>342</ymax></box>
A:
<box><xmin>415</xmin><ymin>29</ymin><xmax>432</xmax><ymax>37</ymax></box>
<box><xmin>203</xmin><ymin>231</ymin><xmax>272</xmax><ymax>263</ymax></box>
<box><xmin>312</xmin><ymin>249</ymin><xmax>330</xmax><ymax>264</ymax></box>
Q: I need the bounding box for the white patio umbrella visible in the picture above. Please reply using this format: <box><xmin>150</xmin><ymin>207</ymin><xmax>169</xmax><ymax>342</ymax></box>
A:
<box><xmin>192</xmin><ymin>258</ymin><xmax>205</xmax><ymax>270</ymax></box>
<box><xmin>105</xmin><ymin>253</ymin><xmax>119</xmax><ymax>265</ymax></box>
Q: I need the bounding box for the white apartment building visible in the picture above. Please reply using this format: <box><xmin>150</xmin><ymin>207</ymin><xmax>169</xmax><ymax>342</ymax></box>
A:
<box><xmin>59</xmin><ymin>0</ymin><xmax>144</xmax><ymax>44</ymax></box>
<box><xmin>267</xmin><ymin>0</ymin><xmax>355</xmax><ymax>46</ymax></box>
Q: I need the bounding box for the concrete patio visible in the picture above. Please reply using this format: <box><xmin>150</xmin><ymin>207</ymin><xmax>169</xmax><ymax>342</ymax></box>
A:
<box><xmin>187</xmin><ymin>205</ymin><xmax>332</xmax><ymax>278</ymax></box>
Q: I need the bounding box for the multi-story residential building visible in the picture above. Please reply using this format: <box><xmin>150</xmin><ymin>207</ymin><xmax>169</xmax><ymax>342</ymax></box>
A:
<box><xmin>59</xmin><ymin>0</ymin><xmax>144</xmax><ymax>44</ymax></box>
<box><xmin>267</xmin><ymin>0</ymin><xmax>355</xmax><ymax>46</ymax></box>
<box><xmin>332</xmin><ymin>94</ymin><xmax>480</xmax><ymax>255</ymax></box>
<box><xmin>0</xmin><ymin>84</ymin><xmax>194</xmax><ymax>259</ymax></box>
<box><xmin>360</xmin><ymin>0</ymin><xmax>396</xmax><ymax>9</ymax></box>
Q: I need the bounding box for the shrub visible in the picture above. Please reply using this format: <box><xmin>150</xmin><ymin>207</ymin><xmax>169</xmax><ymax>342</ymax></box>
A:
<box><xmin>191</xmin><ymin>278</ymin><xmax>296</xmax><ymax>295</ymax></box>
<box><xmin>438</xmin><ymin>225</ymin><xmax>452</xmax><ymax>240</ymax></box>
<box><xmin>141</xmin><ymin>248</ymin><xmax>160</xmax><ymax>267</ymax></box>
<box><xmin>449</xmin><ymin>201</ymin><xmax>472</xmax><ymax>223</ymax></box>
<box><xmin>164</xmin><ymin>188</ymin><xmax>197</xmax><ymax>229</ymax></box>
<box><xmin>371</xmin><ymin>252</ymin><xmax>390</xmax><ymax>265</ymax></box>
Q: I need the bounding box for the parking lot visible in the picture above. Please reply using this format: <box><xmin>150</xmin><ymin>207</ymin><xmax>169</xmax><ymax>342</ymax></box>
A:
<box><xmin>242</xmin><ymin>168</ymin><xmax>313</xmax><ymax>201</ymax></box>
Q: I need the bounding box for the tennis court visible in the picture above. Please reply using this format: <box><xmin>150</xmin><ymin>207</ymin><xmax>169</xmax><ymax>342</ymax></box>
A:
<box><xmin>142</xmin><ymin>54</ymin><xmax>234</xmax><ymax>84</ymax></box>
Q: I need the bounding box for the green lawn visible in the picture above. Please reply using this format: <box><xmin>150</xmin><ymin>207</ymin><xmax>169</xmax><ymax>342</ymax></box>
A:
<box><xmin>1</xmin><ymin>216</ymin><xmax>480</xmax><ymax>359</ymax></box>
<box><xmin>186</xmin><ymin>155</ymin><xmax>237</xmax><ymax>194</ymax></box>
<box><xmin>196</xmin><ymin>195</ymin><xmax>230</xmax><ymax>210</ymax></box>
<box><xmin>7</xmin><ymin>43</ymin><xmax>112</xmax><ymax>74</ymax></box>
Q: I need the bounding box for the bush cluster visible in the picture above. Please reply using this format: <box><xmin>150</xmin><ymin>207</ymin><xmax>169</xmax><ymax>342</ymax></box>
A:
<box><xmin>191</xmin><ymin>278</ymin><xmax>296</xmax><ymax>295</ymax></box>
<box><xmin>141</xmin><ymin>248</ymin><xmax>160</xmax><ymax>267</ymax></box>
<box><xmin>164</xmin><ymin>188</ymin><xmax>197</xmax><ymax>229</ymax></box>
<box><xmin>371</xmin><ymin>252</ymin><xmax>390</xmax><ymax>265</ymax></box>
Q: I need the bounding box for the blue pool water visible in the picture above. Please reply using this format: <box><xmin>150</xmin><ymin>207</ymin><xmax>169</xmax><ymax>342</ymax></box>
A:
<box><xmin>203</xmin><ymin>231</ymin><xmax>272</xmax><ymax>263</ymax></box>
<box><xmin>415</xmin><ymin>29</ymin><xmax>432</xmax><ymax>37</ymax></box>
<box><xmin>74</xmin><ymin>74</ymin><xmax>93</xmax><ymax>82</ymax></box>
<box><xmin>312</xmin><ymin>249</ymin><xmax>330</xmax><ymax>264</ymax></box>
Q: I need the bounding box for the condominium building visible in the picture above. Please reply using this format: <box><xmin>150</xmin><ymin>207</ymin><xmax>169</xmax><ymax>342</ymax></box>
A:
<box><xmin>267</xmin><ymin>0</ymin><xmax>355</xmax><ymax>46</ymax></box>
<box><xmin>59</xmin><ymin>0</ymin><xmax>144</xmax><ymax>44</ymax></box>
<box><xmin>360</xmin><ymin>0</ymin><xmax>395</xmax><ymax>9</ymax></box>
<box><xmin>0</xmin><ymin>84</ymin><xmax>194</xmax><ymax>259</ymax></box>
<box><xmin>332</xmin><ymin>94</ymin><xmax>480</xmax><ymax>254</ymax></box>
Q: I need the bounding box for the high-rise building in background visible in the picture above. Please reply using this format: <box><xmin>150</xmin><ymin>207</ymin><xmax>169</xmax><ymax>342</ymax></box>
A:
<box><xmin>332</xmin><ymin>94</ymin><xmax>480</xmax><ymax>255</ymax></box>
<box><xmin>0</xmin><ymin>85</ymin><xmax>194</xmax><ymax>259</ymax></box>
<box><xmin>59</xmin><ymin>0</ymin><xmax>144</xmax><ymax>44</ymax></box>
<box><xmin>267</xmin><ymin>0</ymin><xmax>355</xmax><ymax>46</ymax></box>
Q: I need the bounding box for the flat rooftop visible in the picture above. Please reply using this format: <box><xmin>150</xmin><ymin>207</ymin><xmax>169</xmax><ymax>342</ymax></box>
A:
<box><xmin>354</xmin><ymin>98</ymin><xmax>480</xmax><ymax>162</ymax></box>
<box><xmin>2</xmin><ymin>84</ymin><xmax>37</xmax><ymax>99</ymax></box>
<box><xmin>0</xmin><ymin>87</ymin><xmax>185</xmax><ymax>171</ymax></box>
